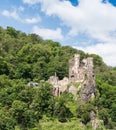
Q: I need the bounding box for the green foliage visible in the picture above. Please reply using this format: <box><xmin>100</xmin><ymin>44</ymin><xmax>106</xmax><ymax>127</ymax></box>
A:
<box><xmin>6</xmin><ymin>26</ymin><xmax>19</xmax><ymax>38</ymax></box>
<box><xmin>0</xmin><ymin>107</ymin><xmax>16</xmax><ymax>130</ymax></box>
<box><xmin>10</xmin><ymin>100</ymin><xmax>37</xmax><ymax>128</ymax></box>
<box><xmin>0</xmin><ymin>26</ymin><xmax>116</xmax><ymax>129</ymax></box>
<box><xmin>95</xmin><ymin>80</ymin><xmax>116</xmax><ymax>122</ymax></box>
<box><xmin>11</xmin><ymin>100</ymin><xmax>27</xmax><ymax>123</ymax></box>
<box><xmin>38</xmin><ymin>119</ymin><xmax>85</xmax><ymax>130</ymax></box>
<box><xmin>76</xmin><ymin>103</ymin><xmax>95</xmax><ymax>124</ymax></box>
<box><xmin>31</xmin><ymin>82</ymin><xmax>54</xmax><ymax>115</ymax></box>
<box><xmin>53</xmin><ymin>92</ymin><xmax>75</xmax><ymax>122</ymax></box>
<box><xmin>99</xmin><ymin>108</ymin><xmax>109</xmax><ymax>125</ymax></box>
<box><xmin>0</xmin><ymin>56</ymin><xmax>9</xmax><ymax>75</ymax></box>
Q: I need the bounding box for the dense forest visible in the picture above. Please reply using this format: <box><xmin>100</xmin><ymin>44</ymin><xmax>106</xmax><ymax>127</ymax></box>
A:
<box><xmin>0</xmin><ymin>26</ymin><xmax>116</xmax><ymax>130</ymax></box>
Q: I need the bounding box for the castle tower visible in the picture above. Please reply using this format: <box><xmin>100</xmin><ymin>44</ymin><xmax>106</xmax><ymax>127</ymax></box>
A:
<box><xmin>48</xmin><ymin>54</ymin><xmax>96</xmax><ymax>102</ymax></box>
<box><xmin>69</xmin><ymin>54</ymin><xmax>80</xmax><ymax>82</ymax></box>
<box><xmin>86</xmin><ymin>57</ymin><xmax>94</xmax><ymax>79</ymax></box>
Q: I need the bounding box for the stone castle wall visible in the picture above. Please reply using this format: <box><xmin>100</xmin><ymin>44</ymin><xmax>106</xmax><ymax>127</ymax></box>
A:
<box><xmin>48</xmin><ymin>54</ymin><xmax>95</xmax><ymax>102</ymax></box>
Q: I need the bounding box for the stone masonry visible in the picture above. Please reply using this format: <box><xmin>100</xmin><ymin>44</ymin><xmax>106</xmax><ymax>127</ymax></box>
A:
<box><xmin>48</xmin><ymin>54</ymin><xmax>96</xmax><ymax>103</ymax></box>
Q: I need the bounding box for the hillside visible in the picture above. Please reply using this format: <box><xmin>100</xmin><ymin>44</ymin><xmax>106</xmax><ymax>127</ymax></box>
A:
<box><xmin>0</xmin><ymin>26</ymin><xmax>116</xmax><ymax>130</ymax></box>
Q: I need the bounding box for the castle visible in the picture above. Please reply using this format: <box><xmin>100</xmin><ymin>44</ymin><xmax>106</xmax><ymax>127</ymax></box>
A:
<box><xmin>48</xmin><ymin>54</ymin><xmax>96</xmax><ymax>103</ymax></box>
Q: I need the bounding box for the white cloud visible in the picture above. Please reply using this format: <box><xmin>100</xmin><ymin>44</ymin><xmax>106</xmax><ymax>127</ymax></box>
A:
<box><xmin>22</xmin><ymin>0</ymin><xmax>41</xmax><ymax>5</ymax></box>
<box><xmin>1</xmin><ymin>10</ymin><xmax>19</xmax><ymax>20</ymax></box>
<box><xmin>20</xmin><ymin>0</ymin><xmax>116</xmax><ymax>66</ymax></box>
<box><xmin>76</xmin><ymin>42</ymin><xmax>116</xmax><ymax>67</ymax></box>
<box><xmin>34</xmin><ymin>1</ymin><xmax>116</xmax><ymax>39</ymax></box>
<box><xmin>1</xmin><ymin>8</ymin><xmax>41</xmax><ymax>24</ymax></box>
<box><xmin>32</xmin><ymin>26</ymin><xmax>63</xmax><ymax>40</ymax></box>
<box><xmin>1</xmin><ymin>6</ymin><xmax>25</xmax><ymax>20</ymax></box>
<box><xmin>18</xmin><ymin>6</ymin><xmax>25</xmax><ymax>12</ymax></box>
<box><xmin>24</xmin><ymin>17</ymin><xmax>41</xmax><ymax>24</ymax></box>
<box><xmin>22</xmin><ymin>0</ymin><xmax>116</xmax><ymax>39</ymax></box>
<box><xmin>22</xmin><ymin>0</ymin><xmax>116</xmax><ymax>41</ymax></box>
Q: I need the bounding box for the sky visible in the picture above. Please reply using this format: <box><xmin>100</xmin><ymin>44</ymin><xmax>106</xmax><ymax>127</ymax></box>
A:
<box><xmin>0</xmin><ymin>0</ymin><xmax>116</xmax><ymax>66</ymax></box>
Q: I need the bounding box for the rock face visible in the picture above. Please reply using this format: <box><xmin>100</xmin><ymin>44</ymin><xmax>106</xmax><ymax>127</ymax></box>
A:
<box><xmin>90</xmin><ymin>111</ymin><xmax>104</xmax><ymax>130</ymax></box>
<box><xmin>81</xmin><ymin>79</ymin><xmax>95</xmax><ymax>102</ymax></box>
<box><xmin>48</xmin><ymin>54</ymin><xmax>96</xmax><ymax>103</ymax></box>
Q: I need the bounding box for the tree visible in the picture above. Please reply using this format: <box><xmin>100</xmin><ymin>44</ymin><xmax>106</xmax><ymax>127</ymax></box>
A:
<box><xmin>6</xmin><ymin>26</ymin><xmax>18</xmax><ymax>38</ymax></box>
<box><xmin>54</xmin><ymin>93</ymin><xmax>73</xmax><ymax>122</ymax></box>
<box><xmin>11</xmin><ymin>100</ymin><xmax>37</xmax><ymax>128</ymax></box>
<box><xmin>76</xmin><ymin>103</ymin><xmax>94</xmax><ymax>124</ymax></box>
<box><xmin>30</xmin><ymin>82</ymin><xmax>54</xmax><ymax>116</ymax></box>
<box><xmin>0</xmin><ymin>107</ymin><xmax>16</xmax><ymax>130</ymax></box>
<box><xmin>0</xmin><ymin>56</ymin><xmax>9</xmax><ymax>75</ymax></box>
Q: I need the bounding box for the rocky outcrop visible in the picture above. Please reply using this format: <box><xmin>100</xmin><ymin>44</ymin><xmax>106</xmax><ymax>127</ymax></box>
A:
<box><xmin>68</xmin><ymin>85</ymin><xmax>78</xmax><ymax>99</ymax></box>
<box><xmin>81</xmin><ymin>78</ymin><xmax>95</xmax><ymax>102</ymax></box>
<box><xmin>48</xmin><ymin>54</ymin><xmax>96</xmax><ymax>103</ymax></box>
<box><xmin>90</xmin><ymin>111</ymin><xmax>104</xmax><ymax>130</ymax></box>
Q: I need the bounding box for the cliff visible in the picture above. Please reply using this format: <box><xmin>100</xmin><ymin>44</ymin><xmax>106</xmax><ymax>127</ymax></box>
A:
<box><xmin>48</xmin><ymin>54</ymin><xmax>96</xmax><ymax>103</ymax></box>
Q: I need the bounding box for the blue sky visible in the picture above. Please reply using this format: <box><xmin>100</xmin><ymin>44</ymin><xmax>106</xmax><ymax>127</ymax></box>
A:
<box><xmin>0</xmin><ymin>0</ymin><xmax>116</xmax><ymax>66</ymax></box>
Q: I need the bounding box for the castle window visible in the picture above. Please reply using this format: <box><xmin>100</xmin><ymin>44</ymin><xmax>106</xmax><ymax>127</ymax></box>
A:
<box><xmin>92</xmin><ymin>74</ymin><xmax>95</xmax><ymax>78</ymax></box>
<box><xmin>60</xmin><ymin>91</ymin><xmax>63</xmax><ymax>95</ymax></box>
<box><xmin>71</xmin><ymin>74</ymin><xmax>74</xmax><ymax>78</ymax></box>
